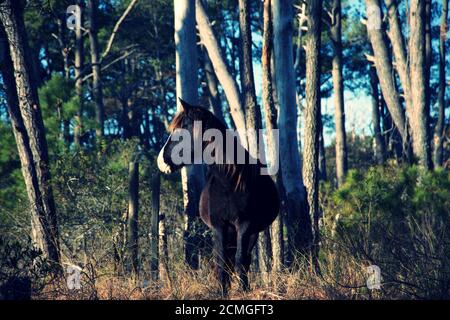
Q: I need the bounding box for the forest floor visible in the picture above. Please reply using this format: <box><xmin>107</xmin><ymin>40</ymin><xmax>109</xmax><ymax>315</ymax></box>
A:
<box><xmin>36</xmin><ymin>256</ymin><xmax>380</xmax><ymax>300</ymax></box>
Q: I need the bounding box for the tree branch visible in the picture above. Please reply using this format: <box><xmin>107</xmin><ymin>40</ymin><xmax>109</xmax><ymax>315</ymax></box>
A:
<box><xmin>101</xmin><ymin>0</ymin><xmax>138</xmax><ymax>62</ymax></box>
<box><xmin>83</xmin><ymin>48</ymin><xmax>137</xmax><ymax>82</ymax></box>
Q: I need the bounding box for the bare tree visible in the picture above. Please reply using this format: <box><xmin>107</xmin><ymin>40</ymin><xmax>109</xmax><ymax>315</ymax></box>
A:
<box><xmin>127</xmin><ymin>157</ymin><xmax>139</xmax><ymax>276</ymax></box>
<box><xmin>425</xmin><ymin>0</ymin><xmax>432</xmax><ymax>115</ymax></box>
<box><xmin>303</xmin><ymin>0</ymin><xmax>322</xmax><ymax>258</ymax></box>
<box><xmin>273</xmin><ymin>0</ymin><xmax>312</xmax><ymax>259</ymax></box>
<box><xmin>54</xmin><ymin>15</ymin><xmax>71</xmax><ymax>144</ymax></box>
<box><xmin>384</xmin><ymin>0</ymin><xmax>411</xmax><ymax>113</ymax></box>
<box><xmin>202</xmin><ymin>49</ymin><xmax>225</xmax><ymax>123</ymax></box>
<box><xmin>434</xmin><ymin>0</ymin><xmax>448</xmax><ymax>167</ymax></box>
<box><xmin>370</xmin><ymin>65</ymin><xmax>386</xmax><ymax>165</ymax></box>
<box><xmin>330</xmin><ymin>0</ymin><xmax>348</xmax><ymax>186</ymax></box>
<box><xmin>238</xmin><ymin>0</ymin><xmax>272</xmax><ymax>277</ymax></box>
<box><xmin>87</xmin><ymin>0</ymin><xmax>105</xmax><ymax>138</ymax></box>
<box><xmin>262</xmin><ymin>0</ymin><xmax>284</xmax><ymax>272</ymax></box>
<box><xmin>318</xmin><ymin>117</ymin><xmax>327</xmax><ymax>181</ymax></box>
<box><xmin>239</xmin><ymin>0</ymin><xmax>260</xmax><ymax>153</ymax></box>
<box><xmin>0</xmin><ymin>1</ymin><xmax>60</xmax><ymax>263</ymax></box>
<box><xmin>175</xmin><ymin>0</ymin><xmax>204</xmax><ymax>269</ymax></box>
<box><xmin>159</xmin><ymin>204</ymin><xmax>169</xmax><ymax>283</ymax></box>
<box><xmin>74</xmin><ymin>0</ymin><xmax>84</xmax><ymax>146</ymax></box>
<box><xmin>365</xmin><ymin>0</ymin><xmax>409</xmax><ymax>158</ymax></box>
<box><xmin>196</xmin><ymin>0</ymin><xmax>247</xmax><ymax>141</ymax></box>
<box><xmin>409</xmin><ymin>0</ymin><xmax>432</xmax><ymax>169</ymax></box>
<box><xmin>150</xmin><ymin>172</ymin><xmax>160</xmax><ymax>280</ymax></box>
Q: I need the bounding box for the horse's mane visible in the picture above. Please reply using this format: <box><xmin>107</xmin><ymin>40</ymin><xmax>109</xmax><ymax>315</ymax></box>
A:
<box><xmin>168</xmin><ymin>106</ymin><xmax>261</xmax><ymax>192</ymax></box>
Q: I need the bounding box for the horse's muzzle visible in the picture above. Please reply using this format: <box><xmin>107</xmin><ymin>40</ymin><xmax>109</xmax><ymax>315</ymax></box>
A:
<box><xmin>157</xmin><ymin>149</ymin><xmax>173</xmax><ymax>174</ymax></box>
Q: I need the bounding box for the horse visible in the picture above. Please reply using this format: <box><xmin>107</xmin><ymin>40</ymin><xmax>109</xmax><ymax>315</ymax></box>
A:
<box><xmin>157</xmin><ymin>98</ymin><xmax>279</xmax><ymax>295</ymax></box>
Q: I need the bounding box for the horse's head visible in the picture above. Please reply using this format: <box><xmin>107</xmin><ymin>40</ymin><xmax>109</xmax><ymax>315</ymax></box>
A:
<box><xmin>157</xmin><ymin>98</ymin><xmax>225</xmax><ymax>174</ymax></box>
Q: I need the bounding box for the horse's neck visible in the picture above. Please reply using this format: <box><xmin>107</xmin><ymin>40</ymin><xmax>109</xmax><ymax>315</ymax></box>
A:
<box><xmin>203</xmin><ymin>121</ymin><xmax>261</xmax><ymax>189</ymax></box>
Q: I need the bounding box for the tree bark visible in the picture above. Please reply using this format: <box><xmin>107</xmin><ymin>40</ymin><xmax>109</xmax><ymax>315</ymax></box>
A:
<box><xmin>262</xmin><ymin>0</ymin><xmax>284</xmax><ymax>272</ymax></box>
<box><xmin>56</xmin><ymin>16</ymin><xmax>70</xmax><ymax>78</ymax></box>
<box><xmin>384</xmin><ymin>0</ymin><xmax>412</xmax><ymax>113</ymax></box>
<box><xmin>303</xmin><ymin>0</ymin><xmax>322</xmax><ymax>260</ymax></box>
<box><xmin>239</xmin><ymin>0</ymin><xmax>260</xmax><ymax>154</ymax></box>
<box><xmin>365</xmin><ymin>0</ymin><xmax>409</xmax><ymax>157</ymax></box>
<box><xmin>88</xmin><ymin>0</ymin><xmax>105</xmax><ymax>138</ymax></box>
<box><xmin>195</xmin><ymin>0</ymin><xmax>247</xmax><ymax>141</ymax></box>
<box><xmin>238</xmin><ymin>0</ymin><xmax>272</xmax><ymax>275</ymax></box>
<box><xmin>330</xmin><ymin>0</ymin><xmax>347</xmax><ymax>187</ymax></box>
<box><xmin>273</xmin><ymin>0</ymin><xmax>312</xmax><ymax>260</ymax></box>
<box><xmin>318</xmin><ymin>116</ymin><xmax>327</xmax><ymax>182</ymax></box>
<box><xmin>175</xmin><ymin>0</ymin><xmax>205</xmax><ymax>270</ymax></box>
<box><xmin>150</xmin><ymin>172</ymin><xmax>160</xmax><ymax>280</ymax></box>
<box><xmin>370</xmin><ymin>65</ymin><xmax>386</xmax><ymax>165</ymax></box>
<box><xmin>409</xmin><ymin>0</ymin><xmax>432</xmax><ymax>169</ymax></box>
<box><xmin>74</xmin><ymin>0</ymin><xmax>84</xmax><ymax>146</ymax></box>
<box><xmin>0</xmin><ymin>2</ymin><xmax>60</xmax><ymax>263</ymax></box>
<box><xmin>127</xmin><ymin>159</ymin><xmax>139</xmax><ymax>276</ymax></box>
<box><xmin>425</xmin><ymin>0</ymin><xmax>432</xmax><ymax>119</ymax></box>
<box><xmin>55</xmin><ymin>16</ymin><xmax>71</xmax><ymax>145</ymax></box>
<box><xmin>159</xmin><ymin>203</ymin><xmax>169</xmax><ymax>283</ymax></box>
<box><xmin>434</xmin><ymin>0</ymin><xmax>448</xmax><ymax>167</ymax></box>
<box><xmin>202</xmin><ymin>48</ymin><xmax>225</xmax><ymax>123</ymax></box>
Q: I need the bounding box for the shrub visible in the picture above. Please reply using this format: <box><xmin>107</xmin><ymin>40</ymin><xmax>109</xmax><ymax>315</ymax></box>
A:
<box><xmin>324</xmin><ymin>165</ymin><xmax>450</xmax><ymax>298</ymax></box>
<box><xmin>0</xmin><ymin>236</ymin><xmax>55</xmax><ymax>299</ymax></box>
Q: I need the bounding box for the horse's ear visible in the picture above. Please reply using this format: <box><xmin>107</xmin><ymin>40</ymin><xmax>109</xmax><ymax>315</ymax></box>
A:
<box><xmin>178</xmin><ymin>98</ymin><xmax>193</xmax><ymax>113</ymax></box>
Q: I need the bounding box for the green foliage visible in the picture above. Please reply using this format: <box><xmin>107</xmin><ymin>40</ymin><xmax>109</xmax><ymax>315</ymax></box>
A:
<box><xmin>38</xmin><ymin>74</ymin><xmax>76</xmax><ymax>149</ymax></box>
<box><xmin>326</xmin><ymin>135</ymin><xmax>375</xmax><ymax>186</ymax></box>
<box><xmin>323</xmin><ymin>165</ymin><xmax>450</xmax><ymax>298</ymax></box>
<box><xmin>0</xmin><ymin>236</ymin><xmax>55</xmax><ymax>298</ymax></box>
<box><xmin>0</xmin><ymin>122</ymin><xmax>27</xmax><ymax>233</ymax></box>
<box><xmin>49</xmin><ymin>139</ymin><xmax>183</xmax><ymax>272</ymax></box>
<box><xmin>39</xmin><ymin>74</ymin><xmax>75</xmax><ymax>114</ymax></box>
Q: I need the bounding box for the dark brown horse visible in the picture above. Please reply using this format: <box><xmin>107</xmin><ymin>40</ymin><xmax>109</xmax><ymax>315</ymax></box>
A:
<box><xmin>157</xmin><ymin>99</ymin><xmax>279</xmax><ymax>295</ymax></box>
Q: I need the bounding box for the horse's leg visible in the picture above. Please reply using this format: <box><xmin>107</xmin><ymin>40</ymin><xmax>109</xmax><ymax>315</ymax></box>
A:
<box><xmin>235</xmin><ymin>223</ymin><xmax>257</xmax><ymax>291</ymax></box>
<box><xmin>225</xmin><ymin>226</ymin><xmax>237</xmax><ymax>279</ymax></box>
<box><xmin>214</xmin><ymin>226</ymin><xmax>230</xmax><ymax>297</ymax></box>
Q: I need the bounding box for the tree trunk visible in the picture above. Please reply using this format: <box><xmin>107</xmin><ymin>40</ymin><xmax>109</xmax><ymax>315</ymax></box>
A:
<box><xmin>273</xmin><ymin>0</ymin><xmax>312</xmax><ymax>260</ymax></box>
<box><xmin>55</xmin><ymin>16</ymin><xmax>71</xmax><ymax>145</ymax></box>
<box><xmin>425</xmin><ymin>0</ymin><xmax>432</xmax><ymax>119</ymax></box>
<box><xmin>175</xmin><ymin>0</ymin><xmax>204</xmax><ymax>270</ymax></box>
<box><xmin>365</xmin><ymin>0</ymin><xmax>409</xmax><ymax>157</ymax></box>
<box><xmin>74</xmin><ymin>0</ymin><xmax>84</xmax><ymax>146</ymax></box>
<box><xmin>384</xmin><ymin>0</ymin><xmax>412</xmax><ymax>114</ymax></box>
<box><xmin>434</xmin><ymin>0</ymin><xmax>448</xmax><ymax>167</ymax></box>
<box><xmin>239</xmin><ymin>0</ymin><xmax>260</xmax><ymax>154</ymax></box>
<box><xmin>88</xmin><ymin>0</ymin><xmax>105</xmax><ymax>138</ymax></box>
<box><xmin>159</xmin><ymin>204</ymin><xmax>169</xmax><ymax>283</ymax></box>
<box><xmin>195</xmin><ymin>0</ymin><xmax>247</xmax><ymax>142</ymax></box>
<box><xmin>0</xmin><ymin>2</ymin><xmax>60</xmax><ymax>263</ymax></box>
<box><xmin>303</xmin><ymin>0</ymin><xmax>322</xmax><ymax>261</ymax></box>
<box><xmin>370</xmin><ymin>65</ymin><xmax>386</xmax><ymax>165</ymax></box>
<box><xmin>318</xmin><ymin>116</ymin><xmax>327</xmax><ymax>182</ymax></box>
<box><xmin>330</xmin><ymin>0</ymin><xmax>347</xmax><ymax>187</ymax></box>
<box><xmin>202</xmin><ymin>48</ymin><xmax>225</xmax><ymax>123</ymax></box>
<box><xmin>262</xmin><ymin>0</ymin><xmax>284</xmax><ymax>272</ymax></box>
<box><xmin>238</xmin><ymin>0</ymin><xmax>271</xmax><ymax>275</ymax></box>
<box><xmin>409</xmin><ymin>0</ymin><xmax>432</xmax><ymax>169</ymax></box>
<box><xmin>150</xmin><ymin>171</ymin><xmax>160</xmax><ymax>281</ymax></box>
<box><xmin>128</xmin><ymin>159</ymin><xmax>139</xmax><ymax>276</ymax></box>
<box><xmin>56</xmin><ymin>17</ymin><xmax>70</xmax><ymax>78</ymax></box>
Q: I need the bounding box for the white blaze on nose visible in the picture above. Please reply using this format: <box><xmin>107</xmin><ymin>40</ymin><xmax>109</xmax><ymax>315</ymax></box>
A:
<box><xmin>157</xmin><ymin>147</ymin><xmax>172</xmax><ymax>174</ymax></box>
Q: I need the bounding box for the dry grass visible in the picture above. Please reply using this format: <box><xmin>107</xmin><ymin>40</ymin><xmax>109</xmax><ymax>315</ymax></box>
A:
<box><xmin>36</xmin><ymin>248</ymin><xmax>384</xmax><ymax>300</ymax></box>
